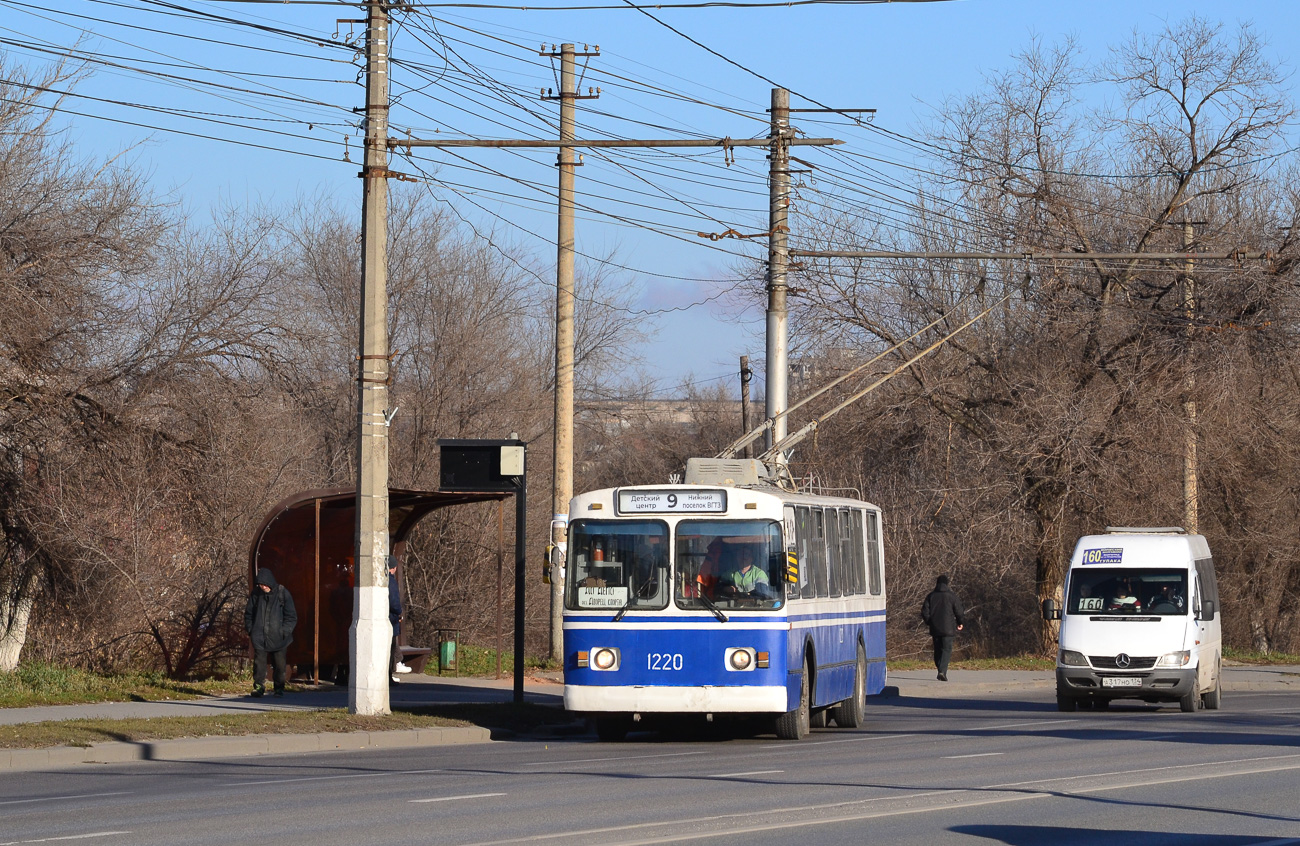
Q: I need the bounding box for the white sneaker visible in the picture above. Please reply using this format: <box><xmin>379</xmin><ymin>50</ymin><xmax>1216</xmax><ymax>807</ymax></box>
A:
<box><xmin>395</xmin><ymin>663</ymin><xmax>412</xmax><ymax>674</ymax></box>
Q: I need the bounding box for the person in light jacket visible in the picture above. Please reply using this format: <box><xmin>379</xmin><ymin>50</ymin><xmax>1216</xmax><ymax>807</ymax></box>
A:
<box><xmin>244</xmin><ymin>568</ymin><xmax>297</xmax><ymax>697</ymax></box>
<box><xmin>921</xmin><ymin>574</ymin><xmax>964</xmax><ymax>681</ymax></box>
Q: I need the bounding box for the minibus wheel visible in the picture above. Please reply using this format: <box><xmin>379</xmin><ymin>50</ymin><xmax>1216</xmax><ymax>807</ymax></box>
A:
<box><xmin>1056</xmin><ymin>693</ymin><xmax>1077</xmax><ymax>712</ymax></box>
<box><xmin>1178</xmin><ymin>688</ymin><xmax>1198</xmax><ymax>713</ymax></box>
<box><xmin>1203</xmin><ymin>672</ymin><xmax>1222</xmax><ymax>710</ymax></box>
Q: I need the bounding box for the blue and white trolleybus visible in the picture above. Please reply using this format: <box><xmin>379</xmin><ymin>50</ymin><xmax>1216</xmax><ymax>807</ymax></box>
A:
<box><xmin>563</xmin><ymin>458</ymin><xmax>887</xmax><ymax>740</ymax></box>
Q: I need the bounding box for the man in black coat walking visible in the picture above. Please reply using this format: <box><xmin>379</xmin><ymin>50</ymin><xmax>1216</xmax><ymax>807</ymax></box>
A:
<box><xmin>921</xmin><ymin>574</ymin><xmax>964</xmax><ymax>681</ymax></box>
<box><xmin>244</xmin><ymin>568</ymin><xmax>297</xmax><ymax>697</ymax></box>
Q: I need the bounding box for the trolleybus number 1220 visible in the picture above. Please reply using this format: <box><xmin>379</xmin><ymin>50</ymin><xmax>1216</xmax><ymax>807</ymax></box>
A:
<box><xmin>648</xmin><ymin>652</ymin><xmax>684</xmax><ymax>671</ymax></box>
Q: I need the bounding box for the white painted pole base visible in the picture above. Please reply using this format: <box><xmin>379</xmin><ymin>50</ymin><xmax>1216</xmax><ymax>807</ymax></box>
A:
<box><xmin>349</xmin><ymin>584</ymin><xmax>393</xmax><ymax>715</ymax></box>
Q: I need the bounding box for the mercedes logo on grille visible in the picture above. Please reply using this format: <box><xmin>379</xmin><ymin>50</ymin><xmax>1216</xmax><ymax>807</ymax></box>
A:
<box><xmin>1115</xmin><ymin>653</ymin><xmax>1131</xmax><ymax>668</ymax></box>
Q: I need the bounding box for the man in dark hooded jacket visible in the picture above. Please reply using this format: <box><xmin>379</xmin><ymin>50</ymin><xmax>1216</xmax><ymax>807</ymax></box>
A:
<box><xmin>244</xmin><ymin>568</ymin><xmax>297</xmax><ymax>697</ymax></box>
<box><xmin>921</xmin><ymin>574</ymin><xmax>964</xmax><ymax>682</ymax></box>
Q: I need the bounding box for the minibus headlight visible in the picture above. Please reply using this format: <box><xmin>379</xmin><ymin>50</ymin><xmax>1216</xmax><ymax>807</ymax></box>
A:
<box><xmin>726</xmin><ymin>647</ymin><xmax>755</xmax><ymax>671</ymax></box>
<box><xmin>1155</xmin><ymin>650</ymin><xmax>1191</xmax><ymax>668</ymax></box>
<box><xmin>1059</xmin><ymin>649</ymin><xmax>1089</xmax><ymax>667</ymax></box>
<box><xmin>591</xmin><ymin>647</ymin><xmax>620</xmax><ymax>671</ymax></box>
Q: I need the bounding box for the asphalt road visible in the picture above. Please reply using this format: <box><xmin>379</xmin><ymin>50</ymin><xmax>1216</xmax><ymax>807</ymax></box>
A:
<box><xmin>3</xmin><ymin>687</ymin><xmax>1299</xmax><ymax>846</ymax></box>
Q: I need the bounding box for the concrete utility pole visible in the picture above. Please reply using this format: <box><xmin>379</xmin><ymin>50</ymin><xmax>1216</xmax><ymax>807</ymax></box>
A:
<box><xmin>1183</xmin><ymin>221</ymin><xmax>1199</xmax><ymax>534</ymax></box>
<box><xmin>352</xmin><ymin>0</ymin><xmax>392</xmax><ymax>716</ymax></box>
<box><xmin>546</xmin><ymin>44</ymin><xmax>588</xmax><ymax>663</ymax></box>
<box><xmin>766</xmin><ymin>88</ymin><xmax>791</xmax><ymax>462</ymax></box>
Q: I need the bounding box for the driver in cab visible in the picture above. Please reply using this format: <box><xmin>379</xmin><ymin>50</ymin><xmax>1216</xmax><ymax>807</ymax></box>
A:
<box><xmin>718</xmin><ymin>545</ymin><xmax>773</xmax><ymax>600</ymax></box>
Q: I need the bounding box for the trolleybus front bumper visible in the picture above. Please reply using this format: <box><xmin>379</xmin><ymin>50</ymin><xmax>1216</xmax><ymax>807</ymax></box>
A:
<box><xmin>565</xmin><ymin>684</ymin><xmax>788</xmax><ymax>714</ymax></box>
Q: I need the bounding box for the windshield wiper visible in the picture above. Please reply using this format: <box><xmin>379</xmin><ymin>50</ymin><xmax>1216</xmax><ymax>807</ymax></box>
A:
<box><xmin>697</xmin><ymin>592</ymin><xmax>728</xmax><ymax>623</ymax></box>
<box><xmin>611</xmin><ymin>600</ymin><xmax>635</xmax><ymax>622</ymax></box>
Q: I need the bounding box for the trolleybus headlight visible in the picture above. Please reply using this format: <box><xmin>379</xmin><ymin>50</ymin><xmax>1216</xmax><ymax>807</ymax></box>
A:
<box><xmin>1059</xmin><ymin>649</ymin><xmax>1088</xmax><ymax>667</ymax></box>
<box><xmin>1155</xmin><ymin>650</ymin><xmax>1191</xmax><ymax>668</ymax></box>
<box><xmin>591</xmin><ymin>647</ymin><xmax>620</xmax><ymax>671</ymax></box>
<box><xmin>725</xmin><ymin>647</ymin><xmax>756</xmax><ymax>671</ymax></box>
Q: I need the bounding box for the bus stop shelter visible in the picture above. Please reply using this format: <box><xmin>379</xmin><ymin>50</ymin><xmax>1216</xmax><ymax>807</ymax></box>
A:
<box><xmin>247</xmin><ymin>487</ymin><xmax>510</xmax><ymax>682</ymax></box>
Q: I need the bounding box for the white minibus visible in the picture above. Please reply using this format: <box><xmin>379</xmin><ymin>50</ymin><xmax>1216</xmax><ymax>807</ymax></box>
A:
<box><xmin>1043</xmin><ymin>527</ymin><xmax>1222</xmax><ymax>712</ymax></box>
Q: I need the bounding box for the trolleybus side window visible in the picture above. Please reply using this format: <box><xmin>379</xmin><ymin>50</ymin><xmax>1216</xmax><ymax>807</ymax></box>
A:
<box><xmin>826</xmin><ymin>508</ymin><xmax>842</xmax><ymax>597</ymax></box>
<box><xmin>796</xmin><ymin>506</ymin><xmax>815</xmax><ymax>600</ymax></box>
<box><xmin>846</xmin><ymin>509</ymin><xmax>865</xmax><ymax>596</ymax></box>
<box><xmin>866</xmin><ymin>510</ymin><xmax>883</xmax><ymax>596</ymax></box>
<box><xmin>811</xmin><ymin>508</ymin><xmax>829</xmax><ymax>597</ymax></box>
<box><xmin>674</xmin><ymin>520</ymin><xmax>784</xmax><ymax>610</ymax></box>
<box><xmin>566</xmin><ymin>520</ymin><xmax>669</xmax><ymax>611</ymax></box>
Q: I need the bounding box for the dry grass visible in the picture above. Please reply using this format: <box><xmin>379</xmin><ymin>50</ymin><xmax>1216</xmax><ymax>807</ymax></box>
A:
<box><xmin>0</xmin><ymin>703</ymin><xmax>570</xmax><ymax>749</ymax></box>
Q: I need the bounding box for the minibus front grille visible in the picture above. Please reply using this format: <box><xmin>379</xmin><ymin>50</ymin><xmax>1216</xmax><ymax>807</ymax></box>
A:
<box><xmin>1090</xmin><ymin>655</ymin><xmax>1157</xmax><ymax>670</ymax></box>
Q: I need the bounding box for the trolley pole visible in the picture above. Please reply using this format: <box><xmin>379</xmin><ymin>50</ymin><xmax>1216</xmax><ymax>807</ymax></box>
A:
<box><xmin>549</xmin><ymin>43</ymin><xmax>579</xmax><ymax>663</ymax></box>
<box><xmin>766</xmin><ymin>88</ymin><xmax>791</xmax><ymax>462</ymax></box>
<box><xmin>351</xmin><ymin>0</ymin><xmax>392</xmax><ymax>716</ymax></box>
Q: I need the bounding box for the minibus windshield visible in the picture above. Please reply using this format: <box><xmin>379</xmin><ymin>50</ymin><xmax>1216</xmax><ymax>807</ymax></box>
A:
<box><xmin>1067</xmin><ymin>568</ymin><xmax>1189</xmax><ymax>615</ymax></box>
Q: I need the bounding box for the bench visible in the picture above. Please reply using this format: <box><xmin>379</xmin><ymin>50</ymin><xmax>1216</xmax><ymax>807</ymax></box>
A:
<box><xmin>398</xmin><ymin>645</ymin><xmax>434</xmax><ymax>674</ymax></box>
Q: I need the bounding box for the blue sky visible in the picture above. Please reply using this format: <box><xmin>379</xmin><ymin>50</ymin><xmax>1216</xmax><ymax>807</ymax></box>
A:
<box><xmin>6</xmin><ymin>0</ymin><xmax>1299</xmax><ymax>395</ymax></box>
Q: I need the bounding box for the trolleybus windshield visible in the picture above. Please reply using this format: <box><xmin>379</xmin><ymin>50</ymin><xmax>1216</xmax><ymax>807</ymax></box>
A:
<box><xmin>676</xmin><ymin>520</ymin><xmax>783</xmax><ymax>611</ymax></box>
<box><xmin>566</xmin><ymin>520</ymin><xmax>670</xmax><ymax>612</ymax></box>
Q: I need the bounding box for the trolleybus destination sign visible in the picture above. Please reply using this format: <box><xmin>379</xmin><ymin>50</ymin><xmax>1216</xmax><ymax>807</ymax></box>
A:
<box><xmin>615</xmin><ymin>489</ymin><xmax>727</xmax><ymax>514</ymax></box>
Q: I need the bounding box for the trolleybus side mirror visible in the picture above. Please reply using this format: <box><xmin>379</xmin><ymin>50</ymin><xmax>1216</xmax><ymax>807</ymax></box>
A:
<box><xmin>1041</xmin><ymin>598</ymin><xmax>1061</xmax><ymax>621</ymax></box>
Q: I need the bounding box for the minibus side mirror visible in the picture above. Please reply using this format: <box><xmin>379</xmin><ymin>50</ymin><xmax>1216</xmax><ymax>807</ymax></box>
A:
<box><xmin>1042</xmin><ymin>598</ymin><xmax>1061</xmax><ymax>621</ymax></box>
<box><xmin>1199</xmin><ymin>599</ymin><xmax>1215</xmax><ymax>621</ymax></box>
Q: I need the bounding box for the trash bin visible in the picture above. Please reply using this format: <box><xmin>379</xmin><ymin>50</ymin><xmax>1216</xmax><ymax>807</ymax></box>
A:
<box><xmin>436</xmin><ymin>629</ymin><xmax>459</xmax><ymax>675</ymax></box>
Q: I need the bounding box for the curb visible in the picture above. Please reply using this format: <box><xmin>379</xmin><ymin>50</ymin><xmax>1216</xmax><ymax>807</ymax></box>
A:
<box><xmin>0</xmin><ymin>726</ymin><xmax>492</xmax><ymax>773</ymax></box>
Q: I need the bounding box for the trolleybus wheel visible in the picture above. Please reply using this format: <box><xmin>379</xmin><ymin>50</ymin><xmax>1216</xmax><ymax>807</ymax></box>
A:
<box><xmin>810</xmin><ymin>709</ymin><xmax>828</xmax><ymax>728</ymax></box>
<box><xmin>831</xmin><ymin>646</ymin><xmax>867</xmax><ymax>728</ymax></box>
<box><xmin>775</xmin><ymin>657</ymin><xmax>811</xmax><ymax>740</ymax></box>
<box><xmin>595</xmin><ymin>716</ymin><xmax>630</xmax><ymax>742</ymax></box>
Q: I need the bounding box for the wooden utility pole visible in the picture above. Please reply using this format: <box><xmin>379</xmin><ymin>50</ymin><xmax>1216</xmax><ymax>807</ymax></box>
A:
<box><xmin>766</xmin><ymin>89</ymin><xmax>791</xmax><ymax>463</ymax></box>
<box><xmin>352</xmin><ymin>0</ymin><xmax>392</xmax><ymax>716</ymax></box>
<box><xmin>546</xmin><ymin>44</ymin><xmax>593</xmax><ymax>662</ymax></box>
<box><xmin>397</xmin><ymin>78</ymin><xmax>839</xmax><ymax>661</ymax></box>
<box><xmin>1183</xmin><ymin>221</ymin><xmax>1198</xmax><ymax>534</ymax></box>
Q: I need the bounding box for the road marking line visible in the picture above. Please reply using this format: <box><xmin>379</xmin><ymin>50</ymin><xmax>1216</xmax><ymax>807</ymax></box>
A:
<box><xmin>981</xmin><ymin>719</ymin><xmax>1078</xmax><ymax>729</ymax></box>
<box><xmin>0</xmin><ymin>833</ymin><xmax>132</xmax><ymax>845</ymax></box>
<box><xmin>0</xmin><ymin>793</ymin><xmax>130</xmax><ymax>807</ymax></box>
<box><xmin>942</xmin><ymin>753</ymin><xmax>1004</xmax><ymax>759</ymax></box>
<box><xmin>759</xmin><ymin>733</ymin><xmax>918</xmax><ymax>749</ymax></box>
<box><xmin>707</xmin><ymin>770</ymin><xmax>783</xmax><ymax>778</ymax></box>
<box><xmin>411</xmin><ymin>793</ymin><xmax>506</xmax><ymax>804</ymax></box>
<box><xmin>229</xmin><ymin>767</ymin><xmax>449</xmax><ymax>786</ymax></box>
<box><xmin>519</xmin><ymin>751</ymin><xmax>711</xmax><ymax>768</ymax></box>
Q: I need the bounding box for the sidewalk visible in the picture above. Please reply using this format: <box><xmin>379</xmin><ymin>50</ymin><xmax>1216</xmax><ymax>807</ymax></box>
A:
<box><xmin>2</xmin><ymin>666</ymin><xmax>1295</xmax><ymax>773</ymax></box>
<box><xmin>0</xmin><ymin>672</ymin><xmax>566</xmax><ymax>773</ymax></box>
<box><xmin>0</xmin><ymin>671</ymin><xmax>565</xmax><ymax>726</ymax></box>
